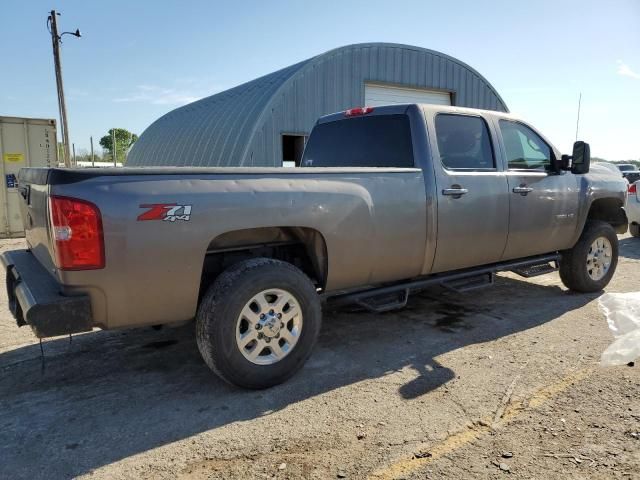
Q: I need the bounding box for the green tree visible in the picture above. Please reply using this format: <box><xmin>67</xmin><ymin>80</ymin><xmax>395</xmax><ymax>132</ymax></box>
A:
<box><xmin>99</xmin><ymin>128</ymin><xmax>138</xmax><ymax>164</ymax></box>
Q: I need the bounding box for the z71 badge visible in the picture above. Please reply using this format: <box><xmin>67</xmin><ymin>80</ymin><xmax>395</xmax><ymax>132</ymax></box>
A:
<box><xmin>138</xmin><ymin>203</ymin><xmax>192</xmax><ymax>222</ymax></box>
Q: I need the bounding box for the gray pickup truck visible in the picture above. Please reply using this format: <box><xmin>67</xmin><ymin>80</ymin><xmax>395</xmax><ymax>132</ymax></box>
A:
<box><xmin>2</xmin><ymin>104</ymin><xmax>628</xmax><ymax>388</ymax></box>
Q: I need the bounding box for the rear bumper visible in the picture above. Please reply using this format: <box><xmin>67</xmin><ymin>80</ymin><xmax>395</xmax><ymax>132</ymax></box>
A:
<box><xmin>1</xmin><ymin>249</ymin><xmax>93</xmax><ymax>338</ymax></box>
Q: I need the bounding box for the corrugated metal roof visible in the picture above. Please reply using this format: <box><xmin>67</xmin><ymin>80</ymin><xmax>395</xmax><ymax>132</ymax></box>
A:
<box><xmin>128</xmin><ymin>43</ymin><xmax>508</xmax><ymax>167</ymax></box>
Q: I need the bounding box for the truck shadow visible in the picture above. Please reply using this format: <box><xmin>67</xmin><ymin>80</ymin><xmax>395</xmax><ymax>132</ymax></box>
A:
<box><xmin>619</xmin><ymin>236</ymin><xmax>640</xmax><ymax>259</ymax></box>
<box><xmin>0</xmin><ymin>275</ymin><xmax>598</xmax><ymax>479</ymax></box>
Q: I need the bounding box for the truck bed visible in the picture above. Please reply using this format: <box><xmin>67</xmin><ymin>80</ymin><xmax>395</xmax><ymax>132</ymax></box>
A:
<box><xmin>17</xmin><ymin>165</ymin><xmax>430</xmax><ymax>330</ymax></box>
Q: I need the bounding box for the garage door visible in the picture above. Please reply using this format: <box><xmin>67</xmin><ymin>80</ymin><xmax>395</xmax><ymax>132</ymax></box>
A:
<box><xmin>364</xmin><ymin>83</ymin><xmax>451</xmax><ymax>107</ymax></box>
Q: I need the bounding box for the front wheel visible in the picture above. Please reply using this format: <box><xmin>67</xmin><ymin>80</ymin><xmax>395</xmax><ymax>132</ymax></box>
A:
<box><xmin>196</xmin><ymin>258</ymin><xmax>322</xmax><ymax>389</ymax></box>
<box><xmin>630</xmin><ymin>223</ymin><xmax>640</xmax><ymax>238</ymax></box>
<box><xmin>559</xmin><ymin>221</ymin><xmax>619</xmax><ymax>293</ymax></box>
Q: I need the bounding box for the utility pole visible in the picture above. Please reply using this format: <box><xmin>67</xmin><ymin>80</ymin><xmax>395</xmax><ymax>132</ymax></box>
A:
<box><xmin>47</xmin><ymin>10</ymin><xmax>81</xmax><ymax>168</ymax></box>
<box><xmin>90</xmin><ymin>136</ymin><xmax>95</xmax><ymax>167</ymax></box>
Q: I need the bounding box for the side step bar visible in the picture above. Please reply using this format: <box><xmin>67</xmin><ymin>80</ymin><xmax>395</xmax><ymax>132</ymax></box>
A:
<box><xmin>510</xmin><ymin>261</ymin><xmax>558</xmax><ymax>278</ymax></box>
<box><xmin>325</xmin><ymin>253</ymin><xmax>561</xmax><ymax>312</ymax></box>
<box><xmin>356</xmin><ymin>289</ymin><xmax>409</xmax><ymax>313</ymax></box>
<box><xmin>441</xmin><ymin>272</ymin><xmax>494</xmax><ymax>293</ymax></box>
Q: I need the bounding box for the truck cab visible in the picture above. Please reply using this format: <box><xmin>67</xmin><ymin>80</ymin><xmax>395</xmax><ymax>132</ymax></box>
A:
<box><xmin>303</xmin><ymin>104</ymin><xmax>626</xmax><ymax>274</ymax></box>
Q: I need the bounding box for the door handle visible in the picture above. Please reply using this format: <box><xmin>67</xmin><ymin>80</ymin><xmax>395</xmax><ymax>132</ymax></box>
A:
<box><xmin>442</xmin><ymin>187</ymin><xmax>469</xmax><ymax>196</ymax></box>
<box><xmin>512</xmin><ymin>186</ymin><xmax>533</xmax><ymax>195</ymax></box>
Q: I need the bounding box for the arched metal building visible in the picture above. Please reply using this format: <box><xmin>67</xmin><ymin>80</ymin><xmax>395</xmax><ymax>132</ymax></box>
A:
<box><xmin>127</xmin><ymin>43</ymin><xmax>508</xmax><ymax>167</ymax></box>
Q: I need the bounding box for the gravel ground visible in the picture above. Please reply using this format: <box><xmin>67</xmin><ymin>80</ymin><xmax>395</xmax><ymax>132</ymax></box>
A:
<box><xmin>0</xmin><ymin>235</ymin><xmax>638</xmax><ymax>480</ymax></box>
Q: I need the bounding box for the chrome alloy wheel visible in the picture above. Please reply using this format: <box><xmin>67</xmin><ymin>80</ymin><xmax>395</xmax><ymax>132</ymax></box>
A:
<box><xmin>586</xmin><ymin>236</ymin><xmax>612</xmax><ymax>281</ymax></box>
<box><xmin>235</xmin><ymin>289</ymin><xmax>303</xmax><ymax>365</ymax></box>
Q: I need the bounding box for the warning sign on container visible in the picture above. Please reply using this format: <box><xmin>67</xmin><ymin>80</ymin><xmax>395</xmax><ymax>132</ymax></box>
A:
<box><xmin>4</xmin><ymin>153</ymin><xmax>24</xmax><ymax>162</ymax></box>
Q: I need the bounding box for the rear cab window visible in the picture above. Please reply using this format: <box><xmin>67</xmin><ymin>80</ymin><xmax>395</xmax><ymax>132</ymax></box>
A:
<box><xmin>434</xmin><ymin>114</ymin><xmax>495</xmax><ymax>170</ymax></box>
<box><xmin>301</xmin><ymin>114</ymin><xmax>414</xmax><ymax>168</ymax></box>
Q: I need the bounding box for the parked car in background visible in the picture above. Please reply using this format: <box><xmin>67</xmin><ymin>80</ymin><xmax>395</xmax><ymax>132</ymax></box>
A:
<box><xmin>615</xmin><ymin>163</ymin><xmax>640</xmax><ymax>184</ymax></box>
<box><xmin>625</xmin><ymin>172</ymin><xmax>640</xmax><ymax>184</ymax></box>
<box><xmin>1</xmin><ymin>104</ymin><xmax>629</xmax><ymax>388</ymax></box>
<box><xmin>628</xmin><ymin>180</ymin><xmax>640</xmax><ymax>237</ymax></box>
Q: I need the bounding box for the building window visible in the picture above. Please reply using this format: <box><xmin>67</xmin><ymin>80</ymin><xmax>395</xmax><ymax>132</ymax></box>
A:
<box><xmin>282</xmin><ymin>134</ymin><xmax>307</xmax><ymax>167</ymax></box>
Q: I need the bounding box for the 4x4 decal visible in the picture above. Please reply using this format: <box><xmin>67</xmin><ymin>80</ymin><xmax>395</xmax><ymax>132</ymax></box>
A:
<box><xmin>138</xmin><ymin>203</ymin><xmax>192</xmax><ymax>222</ymax></box>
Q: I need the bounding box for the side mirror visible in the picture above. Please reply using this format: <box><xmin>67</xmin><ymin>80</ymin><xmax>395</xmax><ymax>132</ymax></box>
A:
<box><xmin>552</xmin><ymin>154</ymin><xmax>572</xmax><ymax>172</ymax></box>
<box><xmin>571</xmin><ymin>141</ymin><xmax>590</xmax><ymax>174</ymax></box>
<box><xmin>560</xmin><ymin>154</ymin><xmax>572</xmax><ymax>170</ymax></box>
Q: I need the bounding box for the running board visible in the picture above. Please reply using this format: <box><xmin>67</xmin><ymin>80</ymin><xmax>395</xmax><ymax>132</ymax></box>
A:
<box><xmin>511</xmin><ymin>261</ymin><xmax>558</xmax><ymax>278</ymax></box>
<box><xmin>325</xmin><ymin>253</ymin><xmax>561</xmax><ymax>309</ymax></box>
<box><xmin>356</xmin><ymin>289</ymin><xmax>409</xmax><ymax>313</ymax></box>
<box><xmin>441</xmin><ymin>272</ymin><xmax>494</xmax><ymax>293</ymax></box>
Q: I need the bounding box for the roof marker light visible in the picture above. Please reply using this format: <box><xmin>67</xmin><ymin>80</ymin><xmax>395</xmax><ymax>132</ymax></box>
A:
<box><xmin>344</xmin><ymin>106</ymin><xmax>374</xmax><ymax>117</ymax></box>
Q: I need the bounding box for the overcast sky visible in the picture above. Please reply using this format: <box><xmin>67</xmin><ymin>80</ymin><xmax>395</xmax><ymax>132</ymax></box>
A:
<box><xmin>1</xmin><ymin>0</ymin><xmax>639</xmax><ymax>160</ymax></box>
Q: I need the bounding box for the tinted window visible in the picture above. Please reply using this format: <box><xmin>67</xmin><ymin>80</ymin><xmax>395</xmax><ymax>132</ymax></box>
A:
<box><xmin>301</xmin><ymin>115</ymin><xmax>414</xmax><ymax>168</ymax></box>
<box><xmin>499</xmin><ymin>120</ymin><xmax>551</xmax><ymax>170</ymax></box>
<box><xmin>435</xmin><ymin>114</ymin><xmax>495</xmax><ymax>170</ymax></box>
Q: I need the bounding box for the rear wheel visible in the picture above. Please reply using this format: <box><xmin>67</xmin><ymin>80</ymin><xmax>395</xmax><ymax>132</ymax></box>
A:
<box><xmin>630</xmin><ymin>223</ymin><xmax>640</xmax><ymax>238</ymax></box>
<box><xmin>559</xmin><ymin>221</ymin><xmax>618</xmax><ymax>292</ymax></box>
<box><xmin>196</xmin><ymin>258</ymin><xmax>322</xmax><ymax>389</ymax></box>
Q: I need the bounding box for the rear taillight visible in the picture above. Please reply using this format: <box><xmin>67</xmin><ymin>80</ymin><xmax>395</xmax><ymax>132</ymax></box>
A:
<box><xmin>629</xmin><ymin>183</ymin><xmax>637</xmax><ymax>195</ymax></box>
<box><xmin>49</xmin><ymin>196</ymin><xmax>105</xmax><ymax>270</ymax></box>
<box><xmin>344</xmin><ymin>106</ymin><xmax>374</xmax><ymax>117</ymax></box>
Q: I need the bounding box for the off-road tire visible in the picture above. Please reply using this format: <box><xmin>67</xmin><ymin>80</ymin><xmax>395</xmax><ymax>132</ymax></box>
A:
<box><xmin>196</xmin><ymin>258</ymin><xmax>322</xmax><ymax>389</ymax></box>
<box><xmin>559</xmin><ymin>221</ymin><xmax>618</xmax><ymax>293</ymax></box>
<box><xmin>630</xmin><ymin>223</ymin><xmax>640</xmax><ymax>238</ymax></box>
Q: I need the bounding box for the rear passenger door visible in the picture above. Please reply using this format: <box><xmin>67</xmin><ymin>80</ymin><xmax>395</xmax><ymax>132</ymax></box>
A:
<box><xmin>428</xmin><ymin>113</ymin><xmax>510</xmax><ymax>273</ymax></box>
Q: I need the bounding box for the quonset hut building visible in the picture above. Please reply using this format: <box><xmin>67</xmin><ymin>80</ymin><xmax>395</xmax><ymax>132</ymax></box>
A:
<box><xmin>127</xmin><ymin>43</ymin><xmax>508</xmax><ymax>168</ymax></box>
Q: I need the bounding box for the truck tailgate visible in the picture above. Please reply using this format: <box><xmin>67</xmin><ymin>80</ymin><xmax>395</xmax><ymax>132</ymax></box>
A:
<box><xmin>17</xmin><ymin>168</ymin><xmax>57</xmax><ymax>274</ymax></box>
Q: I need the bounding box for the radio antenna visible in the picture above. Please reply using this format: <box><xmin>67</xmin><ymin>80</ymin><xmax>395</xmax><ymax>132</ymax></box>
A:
<box><xmin>575</xmin><ymin>92</ymin><xmax>582</xmax><ymax>141</ymax></box>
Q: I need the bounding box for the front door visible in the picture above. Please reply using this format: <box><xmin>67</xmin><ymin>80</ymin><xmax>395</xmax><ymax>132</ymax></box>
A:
<box><xmin>429</xmin><ymin>113</ymin><xmax>510</xmax><ymax>273</ymax></box>
<box><xmin>497</xmin><ymin>120</ymin><xmax>580</xmax><ymax>260</ymax></box>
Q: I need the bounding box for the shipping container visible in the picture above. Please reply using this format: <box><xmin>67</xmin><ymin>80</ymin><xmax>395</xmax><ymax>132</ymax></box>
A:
<box><xmin>0</xmin><ymin>116</ymin><xmax>57</xmax><ymax>237</ymax></box>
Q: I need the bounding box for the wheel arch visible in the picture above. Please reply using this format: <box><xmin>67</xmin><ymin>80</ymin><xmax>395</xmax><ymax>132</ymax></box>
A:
<box><xmin>585</xmin><ymin>197</ymin><xmax>628</xmax><ymax>234</ymax></box>
<box><xmin>199</xmin><ymin>226</ymin><xmax>328</xmax><ymax>301</ymax></box>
